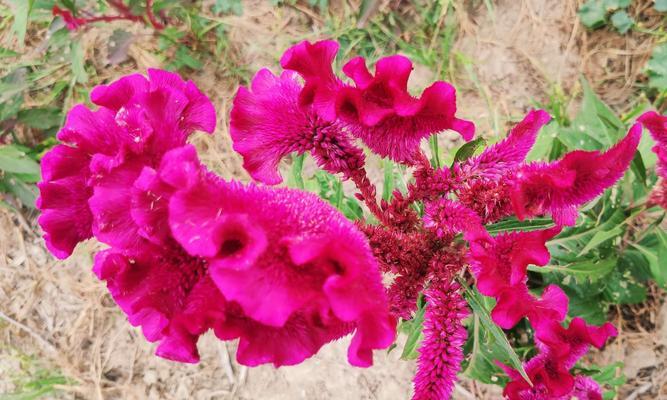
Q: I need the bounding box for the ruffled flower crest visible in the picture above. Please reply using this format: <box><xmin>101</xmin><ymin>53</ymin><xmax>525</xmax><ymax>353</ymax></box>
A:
<box><xmin>37</xmin><ymin>69</ymin><xmax>216</xmax><ymax>258</ymax></box>
<box><xmin>510</xmin><ymin>123</ymin><xmax>642</xmax><ymax>225</ymax></box>
<box><xmin>38</xmin><ymin>70</ymin><xmax>394</xmax><ymax>369</ymax></box>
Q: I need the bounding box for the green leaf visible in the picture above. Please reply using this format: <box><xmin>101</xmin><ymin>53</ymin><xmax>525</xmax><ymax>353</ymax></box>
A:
<box><xmin>0</xmin><ymin>47</ymin><xmax>20</xmax><ymax>58</ymax></box>
<box><xmin>70</xmin><ymin>41</ymin><xmax>88</xmax><ymax>84</ymax></box>
<box><xmin>630</xmin><ymin>150</ymin><xmax>647</xmax><ymax>186</ymax></box>
<box><xmin>451</xmin><ymin>137</ymin><xmax>486</xmax><ymax>166</ymax></box>
<box><xmin>400</xmin><ymin>304</ymin><xmax>426</xmax><ymax>360</ymax></box>
<box><xmin>213</xmin><ymin>0</ymin><xmax>243</xmax><ymax>16</ymax></box>
<box><xmin>647</xmin><ymin>43</ymin><xmax>667</xmax><ymax>92</ymax></box>
<box><xmin>0</xmin><ymin>145</ymin><xmax>41</xmax><ymax>178</ymax></box>
<box><xmin>577</xmin><ymin>226</ymin><xmax>623</xmax><ymax>257</ymax></box>
<box><xmin>17</xmin><ymin>107</ymin><xmax>62</xmax><ymax>130</ymax></box>
<box><xmin>7</xmin><ymin>0</ymin><xmax>33</xmax><ymax>45</ymax></box>
<box><xmin>382</xmin><ymin>159</ymin><xmax>395</xmax><ymax>201</ymax></box>
<box><xmin>630</xmin><ymin>232</ymin><xmax>667</xmax><ymax>288</ymax></box>
<box><xmin>603</xmin><ymin>0</ymin><xmax>631</xmax><ymax>9</ymax></box>
<box><xmin>568</xmin><ymin>292</ymin><xmax>609</xmax><ymax>324</ymax></box>
<box><xmin>0</xmin><ymin>172</ymin><xmax>38</xmax><ymax>208</ymax></box>
<box><xmin>603</xmin><ymin>269</ymin><xmax>647</xmax><ymax>304</ymax></box>
<box><xmin>578</xmin><ymin>0</ymin><xmax>607</xmax><ymax>29</ymax></box>
<box><xmin>429</xmin><ymin>135</ymin><xmax>441</xmax><ymax>168</ymax></box>
<box><xmin>485</xmin><ymin>217</ymin><xmax>554</xmax><ymax>235</ymax></box>
<box><xmin>610</xmin><ymin>10</ymin><xmax>633</xmax><ymax>34</ymax></box>
<box><xmin>288</xmin><ymin>153</ymin><xmax>305</xmax><ymax>189</ymax></box>
<box><xmin>463</xmin><ymin>286</ymin><xmax>531</xmax><ymax>385</ymax></box>
<box><xmin>655</xmin><ymin>0</ymin><xmax>667</xmax><ymax>12</ymax></box>
<box><xmin>529</xmin><ymin>258</ymin><xmax>617</xmax><ymax>283</ymax></box>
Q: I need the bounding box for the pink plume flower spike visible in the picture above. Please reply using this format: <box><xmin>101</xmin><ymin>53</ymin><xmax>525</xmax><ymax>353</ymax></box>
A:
<box><xmin>510</xmin><ymin>123</ymin><xmax>642</xmax><ymax>226</ymax></box>
<box><xmin>160</xmin><ymin>145</ymin><xmax>395</xmax><ymax>367</ymax></box>
<box><xmin>336</xmin><ymin>55</ymin><xmax>474</xmax><ymax>163</ymax></box>
<box><xmin>423</xmin><ymin>198</ymin><xmax>487</xmax><ymax>239</ymax></box>
<box><xmin>37</xmin><ymin>69</ymin><xmax>216</xmax><ymax>258</ymax></box>
<box><xmin>230</xmin><ymin>69</ymin><xmax>364</xmax><ymax>185</ymax></box>
<box><xmin>412</xmin><ymin>281</ymin><xmax>469</xmax><ymax>400</ymax></box>
<box><xmin>465</xmin><ymin>109</ymin><xmax>551</xmax><ymax>180</ymax></box>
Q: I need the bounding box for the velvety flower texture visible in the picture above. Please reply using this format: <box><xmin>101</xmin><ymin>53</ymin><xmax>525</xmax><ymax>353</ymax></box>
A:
<box><xmin>638</xmin><ymin>111</ymin><xmax>667</xmax><ymax>209</ymax></box>
<box><xmin>230</xmin><ymin>69</ymin><xmax>364</xmax><ymax>185</ymax></box>
<box><xmin>38</xmin><ymin>71</ymin><xmax>394</xmax><ymax>368</ymax></box>
<box><xmin>510</xmin><ymin>123</ymin><xmax>642</xmax><ymax>226</ymax></box>
<box><xmin>162</xmin><ymin>145</ymin><xmax>395</xmax><ymax>367</ymax></box>
<box><xmin>230</xmin><ymin>39</ymin><xmax>474</xmax><ymax>178</ymax></box>
<box><xmin>37</xmin><ymin>68</ymin><xmax>216</xmax><ymax>258</ymax></box>
<box><xmin>412</xmin><ymin>281</ymin><xmax>468</xmax><ymax>400</ymax></box>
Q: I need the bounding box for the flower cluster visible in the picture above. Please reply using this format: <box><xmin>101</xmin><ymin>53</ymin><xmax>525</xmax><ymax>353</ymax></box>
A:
<box><xmin>38</xmin><ymin>39</ymin><xmax>666</xmax><ymax>400</ymax></box>
<box><xmin>37</xmin><ymin>69</ymin><xmax>394</xmax><ymax>367</ymax></box>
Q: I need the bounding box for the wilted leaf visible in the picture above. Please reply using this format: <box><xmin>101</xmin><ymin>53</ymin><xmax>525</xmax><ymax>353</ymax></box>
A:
<box><xmin>107</xmin><ymin>30</ymin><xmax>134</xmax><ymax>66</ymax></box>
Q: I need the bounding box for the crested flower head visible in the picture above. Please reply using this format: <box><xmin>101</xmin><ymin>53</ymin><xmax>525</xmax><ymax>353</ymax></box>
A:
<box><xmin>159</xmin><ymin>145</ymin><xmax>395</xmax><ymax>367</ymax></box>
<box><xmin>278</xmin><ymin>39</ymin><xmax>474</xmax><ymax>163</ymax></box>
<box><xmin>510</xmin><ymin>123</ymin><xmax>641</xmax><ymax>225</ymax></box>
<box><xmin>465</xmin><ymin>109</ymin><xmax>551</xmax><ymax>180</ymax></box>
<box><xmin>503</xmin><ymin>317</ymin><xmax>616</xmax><ymax>399</ymax></box>
<box><xmin>37</xmin><ymin>69</ymin><xmax>216</xmax><ymax>258</ymax></box>
<box><xmin>468</xmin><ymin>227</ymin><xmax>561</xmax><ymax>298</ymax></box>
<box><xmin>230</xmin><ymin>68</ymin><xmax>364</xmax><ymax>185</ymax></box>
<box><xmin>335</xmin><ymin>55</ymin><xmax>474</xmax><ymax>162</ymax></box>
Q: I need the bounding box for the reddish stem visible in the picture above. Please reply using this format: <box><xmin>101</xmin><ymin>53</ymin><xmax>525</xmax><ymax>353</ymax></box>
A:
<box><xmin>144</xmin><ymin>0</ymin><xmax>165</xmax><ymax>29</ymax></box>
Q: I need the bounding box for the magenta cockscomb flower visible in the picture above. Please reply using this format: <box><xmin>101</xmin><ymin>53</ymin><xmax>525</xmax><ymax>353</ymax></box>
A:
<box><xmin>335</xmin><ymin>55</ymin><xmax>474</xmax><ymax>162</ymax></box>
<box><xmin>509</xmin><ymin>123</ymin><xmax>642</xmax><ymax>225</ymax></box>
<box><xmin>638</xmin><ymin>111</ymin><xmax>667</xmax><ymax>209</ymax></box>
<box><xmin>230</xmin><ymin>69</ymin><xmax>364</xmax><ymax>185</ymax></box>
<box><xmin>503</xmin><ymin>317</ymin><xmax>616</xmax><ymax>399</ymax></box>
<box><xmin>468</xmin><ymin>227</ymin><xmax>561</xmax><ymax>298</ymax></box>
<box><xmin>36</xmin><ymin>144</ymin><xmax>94</xmax><ymax>259</ymax></box>
<box><xmin>465</xmin><ymin>109</ymin><xmax>551</xmax><ymax>179</ymax></box>
<box><xmin>412</xmin><ymin>281</ymin><xmax>468</xmax><ymax>400</ymax></box>
<box><xmin>280</xmin><ymin>39</ymin><xmax>341</xmax><ymax>120</ymax></box>
<box><xmin>277</xmin><ymin>39</ymin><xmax>474</xmax><ymax>163</ymax></box>
<box><xmin>37</xmin><ymin>69</ymin><xmax>216</xmax><ymax>257</ymax></box>
<box><xmin>157</xmin><ymin>145</ymin><xmax>395</xmax><ymax>367</ymax></box>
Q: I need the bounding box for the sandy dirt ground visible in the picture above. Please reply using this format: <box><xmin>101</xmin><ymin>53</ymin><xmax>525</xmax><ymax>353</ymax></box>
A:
<box><xmin>1</xmin><ymin>0</ymin><xmax>666</xmax><ymax>399</ymax></box>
